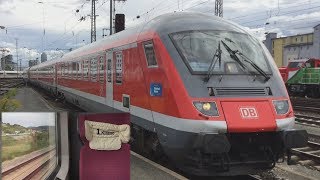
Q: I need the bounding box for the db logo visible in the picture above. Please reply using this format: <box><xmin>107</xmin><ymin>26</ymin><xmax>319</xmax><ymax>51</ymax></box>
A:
<box><xmin>239</xmin><ymin>107</ymin><xmax>258</xmax><ymax>119</ymax></box>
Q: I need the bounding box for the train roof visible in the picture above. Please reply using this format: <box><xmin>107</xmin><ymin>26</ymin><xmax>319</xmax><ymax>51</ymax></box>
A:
<box><xmin>30</xmin><ymin>12</ymin><xmax>249</xmax><ymax>70</ymax></box>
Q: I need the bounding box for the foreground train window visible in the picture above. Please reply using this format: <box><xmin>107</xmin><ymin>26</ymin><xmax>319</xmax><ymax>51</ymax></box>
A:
<box><xmin>1</xmin><ymin>112</ymin><xmax>58</xmax><ymax>180</ymax></box>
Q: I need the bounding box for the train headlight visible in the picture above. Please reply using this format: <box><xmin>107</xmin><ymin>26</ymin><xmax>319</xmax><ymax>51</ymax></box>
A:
<box><xmin>273</xmin><ymin>100</ymin><xmax>289</xmax><ymax>115</ymax></box>
<box><xmin>193</xmin><ymin>101</ymin><xmax>219</xmax><ymax>116</ymax></box>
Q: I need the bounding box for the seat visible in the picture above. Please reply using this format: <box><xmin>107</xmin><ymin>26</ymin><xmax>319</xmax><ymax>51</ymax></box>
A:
<box><xmin>78</xmin><ymin>113</ymin><xmax>130</xmax><ymax>180</ymax></box>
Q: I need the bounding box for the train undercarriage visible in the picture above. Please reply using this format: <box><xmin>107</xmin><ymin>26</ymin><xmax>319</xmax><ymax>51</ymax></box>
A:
<box><xmin>287</xmin><ymin>84</ymin><xmax>320</xmax><ymax>98</ymax></box>
<box><xmin>131</xmin><ymin>123</ymin><xmax>308</xmax><ymax>176</ymax></box>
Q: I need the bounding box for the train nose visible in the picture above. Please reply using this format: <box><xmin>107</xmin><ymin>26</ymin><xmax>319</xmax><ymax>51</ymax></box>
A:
<box><xmin>220</xmin><ymin>101</ymin><xmax>277</xmax><ymax>133</ymax></box>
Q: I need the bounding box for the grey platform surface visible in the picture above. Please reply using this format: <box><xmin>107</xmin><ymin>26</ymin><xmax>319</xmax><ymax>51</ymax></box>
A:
<box><xmin>13</xmin><ymin>87</ymin><xmax>53</xmax><ymax>112</ymax></box>
<box><xmin>130</xmin><ymin>152</ymin><xmax>187</xmax><ymax>180</ymax></box>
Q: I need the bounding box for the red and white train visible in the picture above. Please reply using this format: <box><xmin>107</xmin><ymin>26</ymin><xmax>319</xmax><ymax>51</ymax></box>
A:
<box><xmin>0</xmin><ymin>70</ymin><xmax>23</xmax><ymax>78</ymax></box>
<box><xmin>27</xmin><ymin>12</ymin><xmax>307</xmax><ymax>176</ymax></box>
<box><xmin>278</xmin><ymin>58</ymin><xmax>309</xmax><ymax>82</ymax></box>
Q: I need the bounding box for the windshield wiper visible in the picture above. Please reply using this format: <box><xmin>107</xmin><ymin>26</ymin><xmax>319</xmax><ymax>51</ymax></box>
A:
<box><xmin>234</xmin><ymin>50</ymin><xmax>270</xmax><ymax>81</ymax></box>
<box><xmin>221</xmin><ymin>40</ymin><xmax>247</xmax><ymax>70</ymax></box>
<box><xmin>221</xmin><ymin>40</ymin><xmax>270</xmax><ymax>81</ymax></box>
<box><xmin>204</xmin><ymin>41</ymin><xmax>222</xmax><ymax>82</ymax></box>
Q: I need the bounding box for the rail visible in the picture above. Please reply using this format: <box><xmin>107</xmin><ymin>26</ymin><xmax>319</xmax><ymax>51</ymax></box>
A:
<box><xmin>291</xmin><ymin>97</ymin><xmax>320</xmax><ymax>113</ymax></box>
<box><xmin>2</xmin><ymin>147</ymin><xmax>56</xmax><ymax>180</ymax></box>
<box><xmin>0</xmin><ymin>78</ymin><xmax>24</xmax><ymax>95</ymax></box>
<box><xmin>295</xmin><ymin>114</ymin><xmax>320</xmax><ymax>127</ymax></box>
<box><xmin>291</xmin><ymin>134</ymin><xmax>320</xmax><ymax>169</ymax></box>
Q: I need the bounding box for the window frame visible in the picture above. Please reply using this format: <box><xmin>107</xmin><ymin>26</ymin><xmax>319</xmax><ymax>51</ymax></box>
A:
<box><xmin>83</xmin><ymin>59</ymin><xmax>89</xmax><ymax>80</ymax></box>
<box><xmin>99</xmin><ymin>55</ymin><xmax>105</xmax><ymax>83</ymax></box>
<box><xmin>115</xmin><ymin>51</ymin><xmax>123</xmax><ymax>84</ymax></box>
<box><xmin>90</xmin><ymin>57</ymin><xmax>98</xmax><ymax>82</ymax></box>
<box><xmin>143</xmin><ymin>41</ymin><xmax>158</xmax><ymax>68</ymax></box>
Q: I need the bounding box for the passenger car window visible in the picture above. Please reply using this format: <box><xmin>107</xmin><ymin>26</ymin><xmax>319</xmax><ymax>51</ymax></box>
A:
<box><xmin>99</xmin><ymin>56</ymin><xmax>105</xmax><ymax>83</ymax></box>
<box><xmin>83</xmin><ymin>60</ymin><xmax>89</xmax><ymax>80</ymax></box>
<box><xmin>91</xmin><ymin>58</ymin><xmax>98</xmax><ymax>81</ymax></box>
<box><xmin>107</xmin><ymin>57</ymin><xmax>112</xmax><ymax>83</ymax></box>
<box><xmin>115</xmin><ymin>52</ymin><xmax>123</xmax><ymax>84</ymax></box>
<box><xmin>77</xmin><ymin>61</ymin><xmax>81</xmax><ymax>79</ymax></box>
<box><xmin>143</xmin><ymin>42</ymin><xmax>158</xmax><ymax>67</ymax></box>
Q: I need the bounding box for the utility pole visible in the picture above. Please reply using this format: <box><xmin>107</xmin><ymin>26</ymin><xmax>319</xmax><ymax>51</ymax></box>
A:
<box><xmin>215</xmin><ymin>0</ymin><xmax>223</xmax><ymax>17</ymax></box>
<box><xmin>15</xmin><ymin>38</ymin><xmax>19</xmax><ymax>75</ymax></box>
<box><xmin>110</xmin><ymin>0</ymin><xmax>113</xmax><ymax>35</ymax></box>
<box><xmin>19</xmin><ymin>59</ymin><xmax>22</xmax><ymax>71</ymax></box>
<box><xmin>91</xmin><ymin>0</ymin><xmax>97</xmax><ymax>42</ymax></box>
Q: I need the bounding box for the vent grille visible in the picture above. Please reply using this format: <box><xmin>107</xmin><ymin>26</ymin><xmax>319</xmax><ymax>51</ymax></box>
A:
<box><xmin>213</xmin><ymin>87</ymin><xmax>270</xmax><ymax>96</ymax></box>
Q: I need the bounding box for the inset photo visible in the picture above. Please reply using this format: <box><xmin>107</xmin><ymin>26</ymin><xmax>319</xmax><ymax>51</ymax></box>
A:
<box><xmin>1</xmin><ymin>112</ymin><xmax>60</xmax><ymax>180</ymax></box>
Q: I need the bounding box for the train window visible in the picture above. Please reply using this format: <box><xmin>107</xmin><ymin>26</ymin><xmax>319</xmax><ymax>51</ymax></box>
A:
<box><xmin>143</xmin><ymin>42</ymin><xmax>158</xmax><ymax>67</ymax></box>
<box><xmin>72</xmin><ymin>62</ymin><xmax>78</xmax><ymax>79</ymax></box>
<box><xmin>64</xmin><ymin>64</ymin><xmax>67</xmax><ymax>77</ymax></box>
<box><xmin>115</xmin><ymin>52</ymin><xmax>123</xmax><ymax>84</ymax></box>
<box><xmin>107</xmin><ymin>58</ymin><xmax>112</xmax><ymax>83</ymax></box>
<box><xmin>99</xmin><ymin>56</ymin><xmax>105</xmax><ymax>83</ymax></box>
<box><xmin>51</xmin><ymin>66</ymin><xmax>54</xmax><ymax>77</ymax></box>
<box><xmin>77</xmin><ymin>61</ymin><xmax>81</xmax><ymax>79</ymax></box>
<box><xmin>91</xmin><ymin>58</ymin><xmax>98</xmax><ymax>81</ymax></box>
<box><xmin>170</xmin><ymin>30</ymin><xmax>271</xmax><ymax>75</ymax></box>
<box><xmin>1</xmin><ymin>112</ymin><xmax>58</xmax><ymax>180</ymax></box>
<box><xmin>69</xmin><ymin>62</ymin><xmax>72</xmax><ymax>78</ymax></box>
<box><xmin>62</xmin><ymin>64</ymin><xmax>66</xmax><ymax>77</ymax></box>
<box><xmin>83</xmin><ymin>60</ymin><xmax>89</xmax><ymax>80</ymax></box>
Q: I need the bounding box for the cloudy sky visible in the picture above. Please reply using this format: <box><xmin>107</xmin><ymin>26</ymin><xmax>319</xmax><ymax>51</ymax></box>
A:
<box><xmin>0</xmin><ymin>0</ymin><xmax>319</xmax><ymax>68</ymax></box>
<box><xmin>2</xmin><ymin>112</ymin><xmax>56</xmax><ymax>127</ymax></box>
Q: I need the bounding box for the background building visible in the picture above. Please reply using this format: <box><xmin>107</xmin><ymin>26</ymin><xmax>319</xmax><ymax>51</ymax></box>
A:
<box><xmin>29</xmin><ymin>59</ymin><xmax>39</xmax><ymax>67</ymax></box>
<box><xmin>41</xmin><ymin>52</ymin><xmax>47</xmax><ymax>63</ymax></box>
<box><xmin>264</xmin><ymin>24</ymin><xmax>320</xmax><ymax>67</ymax></box>
<box><xmin>1</xmin><ymin>54</ymin><xmax>17</xmax><ymax>70</ymax></box>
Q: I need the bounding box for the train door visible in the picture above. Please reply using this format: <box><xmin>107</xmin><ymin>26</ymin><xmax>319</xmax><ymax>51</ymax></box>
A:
<box><xmin>106</xmin><ymin>50</ymin><xmax>114</xmax><ymax>108</ymax></box>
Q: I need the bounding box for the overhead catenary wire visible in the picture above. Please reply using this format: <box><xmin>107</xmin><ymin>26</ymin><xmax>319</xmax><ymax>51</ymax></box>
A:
<box><xmin>227</xmin><ymin>0</ymin><xmax>320</xmax><ymax>20</ymax></box>
<box><xmin>240</xmin><ymin>5</ymin><xmax>320</xmax><ymax>25</ymax></box>
<box><xmin>4</xmin><ymin>0</ymin><xmax>320</xmax><ymax>53</ymax></box>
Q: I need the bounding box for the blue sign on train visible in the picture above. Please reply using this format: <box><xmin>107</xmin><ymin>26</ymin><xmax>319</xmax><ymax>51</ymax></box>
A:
<box><xmin>150</xmin><ymin>83</ymin><xmax>162</xmax><ymax>97</ymax></box>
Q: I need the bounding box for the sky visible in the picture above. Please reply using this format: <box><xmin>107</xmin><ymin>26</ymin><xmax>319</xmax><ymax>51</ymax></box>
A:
<box><xmin>0</xmin><ymin>0</ymin><xmax>320</xmax><ymax>68</ymax></box>
<box><xmin>1</xmin><ymin>112</ymin><xmax>56</xmax><ymax>127</ymax></box>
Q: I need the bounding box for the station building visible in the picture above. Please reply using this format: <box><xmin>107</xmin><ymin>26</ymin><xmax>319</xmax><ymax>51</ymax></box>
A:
<box><xmin>264</xmin><ymin>24</ymin><xmax>320</xmax><ymax>67</ymax></box>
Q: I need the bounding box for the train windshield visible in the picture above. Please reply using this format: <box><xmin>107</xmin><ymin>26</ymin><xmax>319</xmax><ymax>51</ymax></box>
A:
<box><xmin>170</xmin><ymin>30</ymin><xmax>271</xmax><ymax>75</ymax></box>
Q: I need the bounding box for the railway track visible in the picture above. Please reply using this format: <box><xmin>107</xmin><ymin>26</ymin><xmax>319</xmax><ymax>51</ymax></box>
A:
<box><xmin>0</xmin><ymin>78</ymin><xmax>24</xmax><ymax>96</ymax></box>
<box><xmin>295</xmin><ymin>114</ymin><xmax>320</xmax><ymax>127</ymax></box>
<box><xmin>2</xmin><ymin>148</ymin><xmax>56</xmax><ymax>180</ymax></box>
<box><xmin>291</xmin><ymin>134</ymin><xmax>320</xmax><ymax>170</ymax></box>
<box><xmin>291</xmin><ymin>97</ymin><xmax>320</xmax><ymax>114</ymax></box>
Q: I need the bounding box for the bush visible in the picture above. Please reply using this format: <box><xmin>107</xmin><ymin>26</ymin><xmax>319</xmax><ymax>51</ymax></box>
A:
<box><xmin>31</xmin><ymin>131</ymin><xmax>50</xmax><ymax>150</ymax></box>
<box><xmin>0</xmin><ymin>88</ymin><xmax>21</xmax><ymax>112</ymax></box>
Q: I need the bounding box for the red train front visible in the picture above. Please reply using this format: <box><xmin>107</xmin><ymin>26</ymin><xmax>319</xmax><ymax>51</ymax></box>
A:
<box><xmin>27</xmin><ymin>12</ymin><xmax>308</xmax><ymax>176</ymax></box>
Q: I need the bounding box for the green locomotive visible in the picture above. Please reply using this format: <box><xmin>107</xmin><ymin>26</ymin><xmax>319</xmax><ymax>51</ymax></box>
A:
<box><xmin>286</xmin><ymin>58</ymin><xmax>320</xmax><ymax>98</ymax></box>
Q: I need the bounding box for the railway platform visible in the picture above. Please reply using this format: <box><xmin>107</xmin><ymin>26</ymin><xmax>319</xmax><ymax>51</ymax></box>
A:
<box><xmin>13</xmin><ymin>87</ymin><xmax>53</xmax><ymax>112</ymax></box>
<box><xmin>130</xmin><ymin>151</ymin><xmax>187</xmax><ymax>180</ymax></box>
